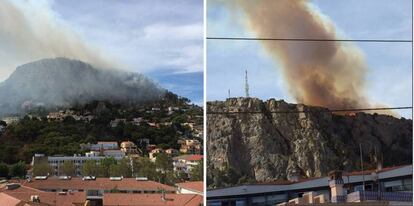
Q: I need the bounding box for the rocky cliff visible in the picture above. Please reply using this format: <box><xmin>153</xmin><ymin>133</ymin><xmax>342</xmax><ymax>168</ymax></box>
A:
<box><xmin>207</xmin><ymin>98</ymin><xmax>412</xmax><ymax>187</ymax></box>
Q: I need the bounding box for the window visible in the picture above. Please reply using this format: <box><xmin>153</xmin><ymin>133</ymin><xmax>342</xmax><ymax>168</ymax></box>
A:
<box><xmin>384</xmin><ymin>180</ymin><xmax>403</xmax><ymax>192</ymax></box>
<box><xmin>354</xmin><ymin>185</ymin><xmax>364</xmax><ymax>192</ymax></box>
<box><xmin>235</xmin><ymin>200</ymin><xmax>246</xmax><ymax>206</ymax></box>
<box><xmin>207</xmin><ymin>201</ymin><xmax>221</xmax><ymax>206</ymax></box>
<box><xmin>250</xmin><ymin>196</ymin><xmax>266</xmax><ymax>206</ymax></box>
<box><xmin>266</xmin><ymin>194</ymin><xmax>287</xmax><ymax>205</ymax></box>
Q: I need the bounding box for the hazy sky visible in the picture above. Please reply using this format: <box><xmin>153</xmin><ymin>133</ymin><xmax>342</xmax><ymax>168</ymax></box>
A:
<box><xmin>207</xmin><ymin>0</ymin><xmax>412</xmax><ymax>118</ymax></box>
<box><xmin>0</xmin><ymin>0</ymin><xmax>203</xmax><ymax>104</ymax></box>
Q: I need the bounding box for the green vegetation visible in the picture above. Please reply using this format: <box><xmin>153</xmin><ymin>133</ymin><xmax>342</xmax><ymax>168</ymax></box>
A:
<box><xmin>208</xmin><ymin>165</ymin><xmax>255</xmax><ymax>188</ymax></box>
<box><xmin>0</xmin><ymin>162</ymin><xmax>9</xmax><ymax>177</ymax></box>
<box><xmin>81</xmin><ymin>160</ymin><xmax>99</xmax><ymax>176</ymax></box>
<box><xmin>61</xmin><ymin>161</ymin><xmax>76</xmax><ymax>176</ymax></box>
<box><xmin>32</xmin><ymin>161</ymin><xmax>52</xmax><ymax>176</ymax></box>
<box><xmin>108</xmin><ymin>158</ymin><xmax>132</xmax><ymax>177</ymax></box>
<box><xmin>0</xmin><ymin>98</ymin><xmax>202</xmax><ymax>165</ymax></box>
<box><xmin>0</xmin><ymin>96</ymin><xmax>203</xmax><ymax>185</ymax></box>
<box><xmin>190</xmin><ymin>159</ymin><xmax>203</xmax><ymax>181</ymax></box>
<box><xmin>73</xmin><ymin>156</ymin><xmax>189</xmax><ymax>185</ymax></box>
<box><xmin>9</xmin><ymin>161</ymin><xmax>27</xmax><ymax>178</ymax></box>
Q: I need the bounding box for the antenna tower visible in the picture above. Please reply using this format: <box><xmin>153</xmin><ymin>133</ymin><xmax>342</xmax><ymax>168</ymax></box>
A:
<box><xmin>245</xmin><ymin>70</ymin><xmax>250</xmax><ymax>97</ymax></box>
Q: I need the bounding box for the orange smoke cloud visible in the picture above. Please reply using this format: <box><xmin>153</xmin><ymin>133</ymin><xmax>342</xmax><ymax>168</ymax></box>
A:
<box><xmin>233</xmin><ymin>0</ymin><xmax>370</xmax><ymax>109</ymax></box>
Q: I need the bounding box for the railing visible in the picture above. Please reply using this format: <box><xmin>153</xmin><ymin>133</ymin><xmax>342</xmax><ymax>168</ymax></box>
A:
<box><xmin>347</xmin><ymin>191</ymin><xmax>412</xmax><ymax>202</ymax></box>
<box><xmin>331</xmin><ymin>195</ymin><xmax>346</xmax><ymax>203</ymax></box>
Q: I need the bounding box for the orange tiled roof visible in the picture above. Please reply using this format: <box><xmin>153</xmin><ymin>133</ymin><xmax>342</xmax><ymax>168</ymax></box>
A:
<box><xmin>0</xmin><ymin>192</ymin><xmax>23</xmax><ymax>206</ymax></box>
<box><xmin>176</xmin><ymin>181</ymin><xmax>203</xmax><ymax>193</ymax></box>
<box><xmin>22</xmin><ymin>178</ymin><xmax>176</xmax><ymax>192</ymax></box>
<box><xmin>103</xmin><ymin>193</ymin><xmax>203</xmax><ymax>206</ymax></box>
<box><xmin>1</xmin><ymin>185</ymin><xmax>85</xmax><ymax>206</ymax></box>
<box><xmin>175</xmin><ymin>155</ymin><xmax>203</xmax><ymax>161</ymax></box>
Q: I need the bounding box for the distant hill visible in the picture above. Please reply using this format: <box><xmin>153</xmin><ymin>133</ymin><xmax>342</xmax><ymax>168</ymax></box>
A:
<box><xmin>0</xmin><ymin>58</ymin><xmax>165</xmax><ymax>117</ymax></box>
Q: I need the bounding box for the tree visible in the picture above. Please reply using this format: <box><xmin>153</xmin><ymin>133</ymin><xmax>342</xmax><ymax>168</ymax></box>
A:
<box><xmin>164</xmin><ymin>170</ymin><xmax>177</xmax><ymax>185</ymax></box>
<box><xmin>176</xmin><ymin>170</ymin><xmax>188</xmax><ymax>182</ymax></box>
<box><xmin>99</xmin><ymin>157</ymin><xmax>117</xmax><ymax>177</ymax></box>
<box><xmin>109</xmin><ymin>164</ymin><xmax>122</xmax><ymax>177</ymax></box>
<box><xmin>117</xmin><ymin>158</ymin><xmax>132</xmax><ymax>178</ymax></box>
<box><xmin>155</xmin><ymin>153</ymin><xmax>172</xmax><ymax>172</ymax></box>
<box><xmin>32</xmin><ymin>161</ymin><xmax>52</xmax><ymax>176</ymax></box>
<box><xmin>60</xmin><ymin>161</ymin><xmax>76</xmax><ymax>176</ymax></box>
<box><xmin>81</xmin><ymin>160</ymin><xmax>98</xmax><ymax>176</ymax></box>
<box><xmin>10</xmin><ymin>161</ymin><xmax>27</xmax><ymax>178</ymax></box>
<box><xmin>134</xmin><ymin>157</ymin><xmax>157</xmax><ymax>180</ymax></box>
<box><xmin>189</xmin><ymin>160</ymin><xmax>203</xmax><ymax>181</ymax></box>
<box><xmin>0</xmin><ymin>162</ymin><xmax>9</xmax><ymax>178</ymax></box>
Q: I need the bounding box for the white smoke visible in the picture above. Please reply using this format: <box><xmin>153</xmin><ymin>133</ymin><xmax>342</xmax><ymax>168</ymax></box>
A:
<box><xmin>0</xmin><ymin>0</ymin><xmax>117</xmax><ymax>81</ymax></box>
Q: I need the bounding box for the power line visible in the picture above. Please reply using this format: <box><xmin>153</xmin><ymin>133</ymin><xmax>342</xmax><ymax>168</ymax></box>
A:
<box><xmin>207</xmin><ymin>106</ymin><xmax>412</xmax><ymax>114</ymax></box>
<box><xmin>207</xmin><ymin>37</ymin><xmax>413</xmax><ymax>43</ymax></box>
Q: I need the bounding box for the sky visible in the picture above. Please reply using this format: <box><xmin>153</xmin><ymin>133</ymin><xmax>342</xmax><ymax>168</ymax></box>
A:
<box><xmin>207</xmin><ymin>0</ymin><xmax>412</xmax><ymax>118</ymax></box>
<box><xmin>0</xmin><ymin>0</ymin><xmax>203</xmax><ymax>105</ymax></box>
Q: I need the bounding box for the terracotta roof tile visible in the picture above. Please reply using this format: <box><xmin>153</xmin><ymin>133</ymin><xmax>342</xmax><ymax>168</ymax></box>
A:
<box><xmin>103</xmin><ymin>193</ymin><xmax>203</xmax><ymax>206</ymax></box>
<box><xmin>174</xmin><ymin>155</ymin><xmax>203</xmax><ymax>161</ymax></box>
<box><xmin>0</xmin><ymin>192</ymin><xmax>23</xmax><ymax>206</ymax></box>
<box><xmin>1</xmin><ymin>185</ymin><xmax>85</xmax><ymax>206</ymax></box>
<box><xmin>22</xmin><ymin>178</ymin><xmax>176</xmax><ymax>192</ymax></box>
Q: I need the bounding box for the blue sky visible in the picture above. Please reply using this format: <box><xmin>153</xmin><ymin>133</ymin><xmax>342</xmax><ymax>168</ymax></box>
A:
<box><xmin>207</xmin><ymin>0</ymin><xmax>412</xmax><ymax>118</ymax></box>
<box><xmin>0</xmin><ymin>0</ymin><xmax>203</xmax><ymax>105</ymax></box>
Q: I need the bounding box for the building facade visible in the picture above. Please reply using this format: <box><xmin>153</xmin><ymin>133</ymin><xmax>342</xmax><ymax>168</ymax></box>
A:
<box><xmin>207</xmin><ymin>165</ymin><xmax>413</xmax><ymax>206</ymax></box>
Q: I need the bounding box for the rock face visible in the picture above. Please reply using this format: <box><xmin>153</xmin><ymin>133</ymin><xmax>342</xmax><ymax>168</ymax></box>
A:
<box><xmin>0</xmin><ymin>57</ymin><xmax>165</xmax><ymax>117</ymax></box>
<box><xmin>207</xmin><ymin>98</ymin><xmax>412</xmax><ymax>185</ymax></box>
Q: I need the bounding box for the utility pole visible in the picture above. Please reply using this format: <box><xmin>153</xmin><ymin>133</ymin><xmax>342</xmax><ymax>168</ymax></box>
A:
<box><xmin>359</xmin><ymin>143</ymin><xmax>366</xmax><ymax>201</ymax></box>
<box><xmin>228</xmin><ymin>89</ymin><xmax>231</xmax><ymax>99</ymax></box>
<box><xmin>245</xmin><ymin>70</ymin><xmax>250</xmax><ymax>97</ymax></box>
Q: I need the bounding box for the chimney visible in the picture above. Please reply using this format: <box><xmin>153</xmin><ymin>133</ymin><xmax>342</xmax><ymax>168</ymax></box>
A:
<box><xmin>328</xmin><ymin>170</ymin><xmax>346</xmax><ymax>203</ymax></box>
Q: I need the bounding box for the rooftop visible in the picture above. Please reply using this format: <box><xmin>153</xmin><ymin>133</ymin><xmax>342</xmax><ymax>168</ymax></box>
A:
<box><xmin>0</xmin><ymin>185</ymin><xmax>203</xmax><ymax>206</ymax></box>
<box><xmin>208</xmin><ymin>165</ymin><xmax>413</xmax><ymax>198</ymax></box>
<box><xmin>176</xmin><ymin>181</ymin><xmax>203</xmax><ymax>193</ymax></box>
<box><xmin>22</xmin><ymin>177</ymin><xmax>176</xmax><ymax>192</ymax></box>
<box><xmin>0</xmin><ymin>185</ymin><xmax>86</xmax><ymax>206</ymax></box>
<box><xmin>103</xmin><ymin>193</ymin><xmax>203</xmax><ymax>206</ymax></box>
<box><xmin>174</xmin><ymin>155</ymin><xmax>203</xmax><ymax>161</ymax></box>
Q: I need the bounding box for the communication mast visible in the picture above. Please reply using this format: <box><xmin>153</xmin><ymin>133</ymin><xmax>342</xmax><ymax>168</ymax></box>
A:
<box><xmin>245</xmin><ymin>70</ymin><xmax>250</xmax><ymax>97</ymax></box>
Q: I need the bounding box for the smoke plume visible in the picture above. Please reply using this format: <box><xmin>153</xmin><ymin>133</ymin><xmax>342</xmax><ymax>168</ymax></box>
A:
<box><xmin>232</xmin><ymin>0</ymin><xmax>370</xmax><ymax>109</ymax></box>
<box><xmin>0</xmin><ymin>0</ymin><xmax>117</xmax><ymax>81</ymax></box>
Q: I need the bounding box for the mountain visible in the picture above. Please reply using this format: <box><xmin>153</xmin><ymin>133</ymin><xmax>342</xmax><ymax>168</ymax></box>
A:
<box><xmin>0</xmin><ymin>58</ymin><xmax>165</xmax><ymax>117</ymax></box>
<box><xmin>207</xmin><ymin>97</ymin><xmax>412</xmax><ymax>187</ymax></box>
